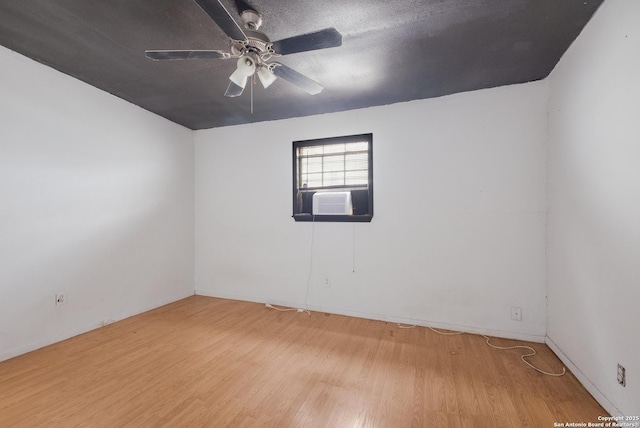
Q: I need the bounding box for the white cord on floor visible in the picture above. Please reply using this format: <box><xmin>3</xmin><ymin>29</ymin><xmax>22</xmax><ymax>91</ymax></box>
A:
<box><xmin>265</xmin><ymin>303</ymin><xmax>310</xmax><ymax>315</ymax></box>
<box><xmin>397</xmin><ymin>323</ymin><xmax>417</xmax><ymax>329</ymax></box>
<box><xmin>428</xmin><ymin>326</ymin><xmax>465</xmax><ymax>336</ymax></box>
<box><xmin>481</xmin><ymin>335</ymin><xmax>566</xmax><ymax>377</ymax></box>
<box><xmin>396</xmin><ymin>323</ymin><xmax>565</xmax><ymax>376</ymax></box>
<box><xmin>397</xmin><ymin>323</ymin><xmax>463</xmax><ymax>335</ymax></box>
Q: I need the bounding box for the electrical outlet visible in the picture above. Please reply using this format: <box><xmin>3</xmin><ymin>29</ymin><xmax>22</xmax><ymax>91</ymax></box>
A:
<box><xmin>55</xmin><ymin>293</ymin><xmax>66</xmax><ymax>306</ymax></box>
<box><xmin>511</xmin><ymin>306</ymin><xmax>522</xmax><ymax>321</ymax></box>
<box><xmin>617</xmin><ymin>364</ymin><xmax>626</xmax><ymax>387</ymax></box>
<box><xmin>323</xmin><ymin>277</ymin><xmax>330</xmax><ymax>288</ymax></box>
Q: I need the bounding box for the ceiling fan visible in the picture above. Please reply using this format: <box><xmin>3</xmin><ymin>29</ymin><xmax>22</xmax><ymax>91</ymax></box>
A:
<box><xmin>145</xmin><ymin>0</ymin><xmax>342</xmax><ymax>97</ymax></box>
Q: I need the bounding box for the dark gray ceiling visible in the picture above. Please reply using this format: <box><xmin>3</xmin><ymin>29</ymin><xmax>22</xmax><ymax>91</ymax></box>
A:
<box><xmin>0</xmin><ymin>0</ymin><xmax>603</xmax><ymax>130</ymax></box>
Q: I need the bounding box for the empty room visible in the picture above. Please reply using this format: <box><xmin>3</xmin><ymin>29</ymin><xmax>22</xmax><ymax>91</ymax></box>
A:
<box><xmin>0</xmin><ymin>0</ymin><xmax>638</xmax><ymax>426</ymax></box>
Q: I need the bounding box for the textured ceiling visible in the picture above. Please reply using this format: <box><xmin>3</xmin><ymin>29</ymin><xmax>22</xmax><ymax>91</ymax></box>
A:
<box><xmin>0</xmin><ymin>0</ymin><xmax>603</xmax><ymax>130</ymax></box>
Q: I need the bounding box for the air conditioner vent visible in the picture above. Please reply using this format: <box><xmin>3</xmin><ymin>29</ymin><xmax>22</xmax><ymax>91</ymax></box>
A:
<box><xmin>312</xmin><ymin>192</ymin><xmax>352</xmax><ymax>215</ymax></box>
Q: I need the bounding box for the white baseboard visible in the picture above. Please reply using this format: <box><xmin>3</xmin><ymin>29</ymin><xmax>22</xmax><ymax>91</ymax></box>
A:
<box><xmin>0</xmin><ymin>291</ymin><xmax>192</xmax><ymax>363</ymax></box>
<box><xmin>194</xmin><ymin>289</ymin><xmax>546</xmax><ymax>343</ymax></box>
<box><xmin>5</xmin><ymin>287</ymin><xmax>620</xmax><ymax>417</ymax></box>
<box><xmin>545</xmin><ymin>336</ymin><xmax>621</xmax><ymax>417</ymax></box>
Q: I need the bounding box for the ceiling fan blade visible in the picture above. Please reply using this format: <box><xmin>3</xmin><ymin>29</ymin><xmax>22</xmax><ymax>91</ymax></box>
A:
<box><xmin>193</xmin><ymin>0</ymin><xmax>247</xmax><ymax>41</ymax></box>
<box><xmin>224</xmin><ymin>81</ymin><xmax>245</xmax><ymax>97</ymax></box>
<box><xmin>145</xmin><ymin>50</ymin><xmax>227</xmax><ymax>61</ymax></box>
<box><xmin>271</xmin><ymin>28</ymin><xmax>342</xmax><ymax>55</ymax></box>
<box><xmin>272</xmin><ymin>64</ymin><xmax>324</xmax><ymax>95</ymax></box>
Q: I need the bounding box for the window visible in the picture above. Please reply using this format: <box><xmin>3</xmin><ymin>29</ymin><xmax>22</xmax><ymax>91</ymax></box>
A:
<box><xmin>292</xmin><ymin>133</ymin><xmax>373</xmax><ymax>222</ymax></box>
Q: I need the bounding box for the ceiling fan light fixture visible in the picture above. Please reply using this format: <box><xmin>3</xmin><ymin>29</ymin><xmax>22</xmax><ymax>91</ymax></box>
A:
<box><xmin>257</xmin><ymin>67</ymin><xmax>277</xmax><ymax>88</ymax></box>
<box><xmin>229</xmin><ymin>68</ymin><xmax>249</xmax><ymax>88</ymax></box>
<box><xmin>229</xmin><ymin>55</ymin><xmax>256</xmax><ymax>88</ymax></box>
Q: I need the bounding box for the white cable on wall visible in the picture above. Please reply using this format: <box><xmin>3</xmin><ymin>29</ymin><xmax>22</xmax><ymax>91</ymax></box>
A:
<box><xmin>352</xmin><ymin>223</ymin><xmax>356</xmax><ymax>273</ymax></box>
<box><xmin>263</xmin><ymin>215</ymin><xmax>315</xmax><ymax>316</ymax></box>
<box><xmin>303</xmin><ymin>215</ymin><xmax>316</xmax><ymax>313</ymax></box>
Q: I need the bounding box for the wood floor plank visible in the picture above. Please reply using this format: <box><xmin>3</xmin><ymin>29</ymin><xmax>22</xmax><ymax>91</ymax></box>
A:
<box><xmin>0</xmin><ymin>296</ymin><xmax>608</xmax><ymax>427</ymax></box>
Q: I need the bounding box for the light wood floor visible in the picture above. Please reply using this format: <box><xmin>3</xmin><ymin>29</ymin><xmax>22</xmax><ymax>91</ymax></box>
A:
<box><xmin>0</xmin><ymin>296</ymin><xmax>606</xmax><ymax>427</ymax></box>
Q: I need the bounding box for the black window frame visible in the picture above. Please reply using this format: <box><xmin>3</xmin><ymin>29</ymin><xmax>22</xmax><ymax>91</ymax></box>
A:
<box><xmin>292</xmin><ymin>133</ymin><xmax>373</xmax><ymax>223</ymax></box>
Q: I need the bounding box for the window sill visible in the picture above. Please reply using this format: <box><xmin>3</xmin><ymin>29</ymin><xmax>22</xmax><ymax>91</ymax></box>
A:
<box><xmin>292</xmin><ymin>214</ymin><xmax>373</xmax><ymax>223</ymax></box>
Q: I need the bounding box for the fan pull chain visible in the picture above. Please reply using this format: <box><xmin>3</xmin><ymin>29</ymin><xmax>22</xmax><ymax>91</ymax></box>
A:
<box><xmin>250</xmin><ymin>75</ymin><xmax>254</xmax><ymax>114</ymax></box>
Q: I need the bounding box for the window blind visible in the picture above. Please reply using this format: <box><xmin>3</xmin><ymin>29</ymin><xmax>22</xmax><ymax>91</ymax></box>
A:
<box><xmin>297</xmin><ymin>141</ymin><xmax>369</xmax><ymax>189</ymax></box>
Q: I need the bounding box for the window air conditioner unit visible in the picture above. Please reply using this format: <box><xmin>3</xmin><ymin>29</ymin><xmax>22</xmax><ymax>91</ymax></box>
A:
<box><xmin>312</xmin><ymin>192</ymin><xmax>352</xmax><ymax>215</ymax></box>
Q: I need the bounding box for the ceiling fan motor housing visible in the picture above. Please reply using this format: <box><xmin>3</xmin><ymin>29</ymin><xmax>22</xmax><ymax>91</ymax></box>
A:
<box><xmin>244</xmin><ymin>30</ymin><xmax>270</xmax><ymax>53</ymax></box>
<box><xmin>230</xmin><ymin>29</ymin><xmax>270</xmax><ymax>57</ymax></box>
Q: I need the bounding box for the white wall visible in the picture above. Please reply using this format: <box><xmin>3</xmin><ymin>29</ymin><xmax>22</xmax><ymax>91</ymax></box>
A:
<box><xmin>0</xmin><ymin>47</ymin><xmax>195</xmax><ymax>361</ymax></box>
<box><xmin>2</xmin><ymin>2</ymin><xmax>634</xmax><ymax>414</ymax></box>
<box><xmin>546</xmin><ymin>0</ymin><xmax>640</xmax><ymax>417</ymax></box>
<box><xmin>195</xmin><ymin>81</ymin><xmax>548</xmax><ymax>340</ymax></box>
